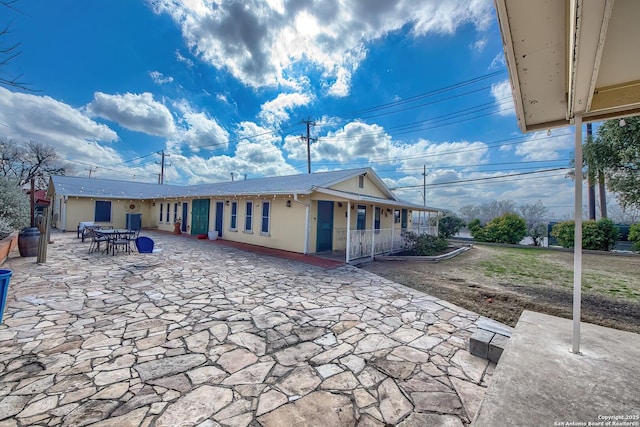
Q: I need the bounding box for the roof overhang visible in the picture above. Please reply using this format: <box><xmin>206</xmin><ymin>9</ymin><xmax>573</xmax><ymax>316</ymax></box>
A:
<box><xmin>313</xmin><ymin>187</ymin><xmax>442</xmax><ymax>212</ymax></box>
<box><xmin>495</xmin><ymin>0</ymin><xmax>640</xmax><ymax>132</ymax></box>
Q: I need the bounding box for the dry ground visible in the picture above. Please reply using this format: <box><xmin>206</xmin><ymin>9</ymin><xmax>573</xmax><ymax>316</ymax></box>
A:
<box><xmin>362</xmin><ymin>244</ymin><xmax>640</xmax><ymax>333</ymax></box>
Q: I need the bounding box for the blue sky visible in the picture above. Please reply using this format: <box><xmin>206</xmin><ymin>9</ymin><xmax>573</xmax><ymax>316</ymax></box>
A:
<box><xmin>1</xmin><ymin>0</ymin><xmax>587</xmax><ymax>218</ymax></box>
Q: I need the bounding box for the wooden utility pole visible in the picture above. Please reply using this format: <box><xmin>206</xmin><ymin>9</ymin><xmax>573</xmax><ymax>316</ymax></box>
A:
<box><xmin>300</xmin><ymin>118</ymin><xmax>317</xmax><ymax>174</ymax></box>
<box><xmin>157</xmin><ymin>150</ymin><xmax>171</xmax><ymax>185</ymax></box>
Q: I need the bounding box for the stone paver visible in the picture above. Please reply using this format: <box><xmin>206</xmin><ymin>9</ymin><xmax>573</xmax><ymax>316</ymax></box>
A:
<box><xmin>0</xmin><ymin>231</ymin><xmax>494</xmax><ymax>425</ymax></box>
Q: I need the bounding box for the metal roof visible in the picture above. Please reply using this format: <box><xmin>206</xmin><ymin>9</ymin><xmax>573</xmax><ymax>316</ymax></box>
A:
<box><xmin>49</xmin><ymin>167</ymin><xmax>400</xmax><ymax>200</ymax></box>
<box><xmin>495</xmin><ymin>0</ymin><xmax>640</xmax><ymax>132</ymax></box>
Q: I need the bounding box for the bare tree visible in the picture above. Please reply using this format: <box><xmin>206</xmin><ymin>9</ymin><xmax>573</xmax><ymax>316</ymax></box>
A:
<box><xmin>1</xmin><ymin>0</ymin><xmax>31</xmax><ymax>90</ymax></box>
<box><xmin>518</xmin><ymin>200</ymin><xmax>550</xmax><ymax>246</ymax></box>
<box><xmin>459</xmin><ymin>200</ymin><xmax>517</xmax><ymax>225</ymax></box>
<box><xmin>0</xmin><ymin>138</ymin><xmax>68</xmax><ymax>188</ymax></box>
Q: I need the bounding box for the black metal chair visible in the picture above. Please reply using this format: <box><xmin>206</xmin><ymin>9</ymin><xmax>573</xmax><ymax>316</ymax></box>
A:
<box><xmin>88</xmin><ymin>230</ymin><xmax>109</xmax><ymax>254</ymax></box>
<box><xmin>111</xmin><ymin>230</ymin><xmax>134</xmax><ymax>255</ymax></box>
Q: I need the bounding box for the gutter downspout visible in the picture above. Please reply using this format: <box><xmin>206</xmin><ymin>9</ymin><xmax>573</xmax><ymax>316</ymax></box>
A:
<box><xmin>293</xmin><ymin>194</ymin><xmax>310</xmax><ymax>254</ymax></box>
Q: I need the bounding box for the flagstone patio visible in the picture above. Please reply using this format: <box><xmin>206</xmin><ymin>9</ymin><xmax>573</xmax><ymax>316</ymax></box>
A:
<box><xmin>0</xmin><ymin>230</ymin><xmax>494</xmax><ymax>426</ymax></box>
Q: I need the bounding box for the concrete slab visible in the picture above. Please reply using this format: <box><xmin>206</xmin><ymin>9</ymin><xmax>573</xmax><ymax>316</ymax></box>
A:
<box><xmin>473</xmin><ymin>310</ymin><xmax>640</xmax><ymax>427</ymax></box>
<box><xmin>476</xmin><ymin>316</ymin><xmax>514</xmax><ymax>337</ymax></box>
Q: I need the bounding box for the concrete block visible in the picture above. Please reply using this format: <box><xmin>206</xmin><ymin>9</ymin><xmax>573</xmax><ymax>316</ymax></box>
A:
<box><xmin>488</xmin><ymin>334</ymin><xmax>510</xmax><ymax>363</ymax></box>
<box><xmin>469</xmin><ymin>329</ymin><xmax>495</xmax><ymax>359</ymax></box>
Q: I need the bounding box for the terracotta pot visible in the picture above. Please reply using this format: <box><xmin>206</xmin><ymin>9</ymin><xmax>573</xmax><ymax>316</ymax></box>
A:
<box><xmin>173</xmin><ymin>223</ymin><xmax>182</xmax><ymax>235</ymax></box>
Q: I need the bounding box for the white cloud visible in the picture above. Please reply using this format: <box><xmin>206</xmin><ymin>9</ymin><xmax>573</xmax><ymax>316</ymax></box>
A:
<box><xmin>172</xmin><ymin>100</ymin><xmax>229</xmax><ymax>152</ymax></box>
<box><xmin>173</xmin><ymin>121</ymin><xmax>297</xmax><ymax>184</ymax></box>
<box><xmin>490</xmin><ymin>51</ymin><xmax>506</xmax><ymax>69</ymax></box>
<box><xmin>0</xmin><ymin>87</ymin><xmax>166</xmax><ymax>180</ymax></box>
<box><xmin>471</xmin><ymin>37</ymin><xmax>488</xmax><ymax>52</ymax></box>
<box><xmin>490</xmin><ymin>80</ymin><xmax>515</xmax><ymax>116</ymax></box>
<box><xmin>515</xmin><ymin>131</ymin><xmax>574</xmax><ymax>161</ymax></box>
<box><xmin>87</xmin><ymin>92</ymin><xmax>176</xmax><ymax>136</ymax></box>
<box><xmin>150</xmin><ymin>0</ymin><xmax>494</xmax><ymax>96</ymax></box>
<box><xmin>258</xmin><ymin>92</ymin><xmax>313</xmax><ymax>127</ymax></box>
<box><xmin>0</xmin><ymin>86</ymin><xmax>122</xmax><ymax>163</ymax></box>
<box><xmin>176</xmin><ymin>49</ymin><xmax>194</xmax><ymax>68</ymax></box>
<box><xmin>149</xmin><ymin>71</ymin><xmax>174</xmax><ymax>85</ymax></box>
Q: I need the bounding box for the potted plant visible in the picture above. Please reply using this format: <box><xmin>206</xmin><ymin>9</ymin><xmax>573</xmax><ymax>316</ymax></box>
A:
<box><xmin>173</xmin><ymin>218</ymin><xmax>182</xmax><ymax>235</ymax></box>
<box><xmin>0</xmin><ymin>177</ymin><xmax>33</xmax><ymax>257</ymax></box>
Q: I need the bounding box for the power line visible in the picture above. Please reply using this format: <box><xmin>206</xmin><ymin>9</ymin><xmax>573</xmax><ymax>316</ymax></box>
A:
<box><xmin>391</xmin><ymin>167</ymin><xmax>570</xmax><ymax>189</ymax></box>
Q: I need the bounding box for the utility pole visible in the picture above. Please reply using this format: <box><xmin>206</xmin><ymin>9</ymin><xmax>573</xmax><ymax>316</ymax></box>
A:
<box><xmin>156</xmin><ymin>150</ymin><xmax>171</xmax><ymax>185</ymax></box>
<box><xmin>300</xmin><ymin>118</ymin><xmax>317</xmax><ymax>174</ymax></box>
<box><xmin>88</xmin><ymin>166</ymin><xmax>97</xmax><ymax>178</ymax></box>
<box><xmin>422</xmin><ymin>165</ymin><xmax>427</xmax><ymax>229</ymax></box>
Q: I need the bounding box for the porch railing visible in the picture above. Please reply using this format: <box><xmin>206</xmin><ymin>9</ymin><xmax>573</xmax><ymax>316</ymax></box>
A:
<box><xmin>335</xmin><ymin>226</ymin><xmax>437</xmax><ymax>261</ymax></box>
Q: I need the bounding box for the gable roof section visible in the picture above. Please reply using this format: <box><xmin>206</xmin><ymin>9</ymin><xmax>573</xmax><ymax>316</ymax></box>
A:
<box><xmin>48</xmin><ymin>168</ymin><xmax>400</xmax><ymax>201</ymax></box>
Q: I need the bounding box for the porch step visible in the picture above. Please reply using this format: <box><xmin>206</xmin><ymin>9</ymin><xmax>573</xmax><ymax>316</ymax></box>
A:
<box><xmin>469</xmin><ymin>317</ymin><xmax>514</xmax><ymax>363</ymax></box>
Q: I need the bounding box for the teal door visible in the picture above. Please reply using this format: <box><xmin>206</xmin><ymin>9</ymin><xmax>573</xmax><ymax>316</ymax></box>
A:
<box><xmin>316</xmin><ymin>201</ymin><xmax>334</xmax><ymax>252</ymax></box>
<box><xmin>191</xmin><ymin>199</ymin><xmax>210</xmax><ymax>235</ymax></box>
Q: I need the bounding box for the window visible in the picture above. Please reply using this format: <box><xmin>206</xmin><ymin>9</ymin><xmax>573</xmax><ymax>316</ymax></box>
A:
<box><xmin>374</xmin><ymin>207</ymin><xmax>381</xmax><ymax>232</ymax></box>
<box><xmin>166</xmin><ymin>203</ymin><xmax>170</xmax><ymax>222</ymax></box>
<box><xmin>160</xmin><ymin>203</ymin><xmax>163</xmax><ymax>222</ymax></box>
<box><xmin>261</xmin><ymin>201</ymin><xmax>270</xmax><ymax>234</ymax></box>
<box><xmin>230</xmin><ymin>201</ymin><xmax>238</xmax><ymax>230</ymax></box>
<box><xmin>356</xmin><ymin>205</ymin><xmax>366</xmax><ymax>230</ymax></box>
<box><xmin>394</xmin><ymin>210</ymin><xmax>400</xmax><ymax>224</ymax></box>
<box><xmin>358</xmin><ymin>175</ymin><xmax>364</xmax><ymax>188</ymax></box>
<box><xmin>174</xmin><ymin>203</ymin><xmax>179</xmax><ymax>223</ymax></box>
<box><xmin>95</xmin><ymin>201</ymin><xmax>111</xmax><ymax>222</ymax></box>
<box><xmin>245</xmin><ymin>201</ymin><xmax>253</xmax><ymax>232</ymax></box>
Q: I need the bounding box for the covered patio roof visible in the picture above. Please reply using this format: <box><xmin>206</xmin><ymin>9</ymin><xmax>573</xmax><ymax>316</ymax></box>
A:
<box><xmin>495</xmin><ymin>0</ymin><xmax>640</xmax><ymax>131</ymax></box>
<box><xmin>494</xmin><ymin>0</ymin><xmax>640</xmax><ymax>354</ymax></box>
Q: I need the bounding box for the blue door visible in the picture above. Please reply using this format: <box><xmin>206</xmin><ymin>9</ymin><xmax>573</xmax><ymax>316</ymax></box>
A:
<box><xmin>316</xmin><ymin>201</ymin><xmax>334</xmax><ymax>252</ymax></box>
<box><xmin>181</xmin><ymin>203</ymin><xmax>188</xmax><ymax>232</ymax></box>
<box><xmin>215</xmin><ymin>202</ymin><xmax>224</xmax><ymax>237</ymax></box>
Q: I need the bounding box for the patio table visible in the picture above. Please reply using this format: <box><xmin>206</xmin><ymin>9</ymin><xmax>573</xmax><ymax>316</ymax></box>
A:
<box><xmin>95</xmin><ymin>229</ymin><xmax>136</xmax><ymax>255</ymax></box>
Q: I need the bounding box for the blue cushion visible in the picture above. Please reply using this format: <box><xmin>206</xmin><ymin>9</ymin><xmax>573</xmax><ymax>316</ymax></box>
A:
<box><xmin>135</xmin><ymin>236</ymin><xmax>154</xmax><ymax>253</ymax></box>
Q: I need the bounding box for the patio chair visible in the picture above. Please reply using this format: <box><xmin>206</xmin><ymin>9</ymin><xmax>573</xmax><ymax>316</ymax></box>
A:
<box><xmin>88</xmin><ymin>230</ymin><xmax>109</xmax><ymax>254</ymax></box>
<box><xmin>110</xmin><ymin>236</ymin><xmax>130</xmax><ymax>255</ymax></box>
<box><xmin>135</xmin><ymin>236</ymin><xmax>154</xmax><ymax>253</ymax></box>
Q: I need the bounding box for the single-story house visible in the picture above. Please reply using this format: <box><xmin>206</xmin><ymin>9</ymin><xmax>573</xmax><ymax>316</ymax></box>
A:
<box><xmin>47</xmin><ymin>167</ymin><xmax>442</xmax><ymax>262</ymax></box>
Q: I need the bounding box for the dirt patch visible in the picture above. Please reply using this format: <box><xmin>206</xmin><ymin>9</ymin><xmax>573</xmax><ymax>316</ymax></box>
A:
<box><xmin>361</xmin><ymin>245</ymin><xmax>640</xmax><ymax>333</ymax></box>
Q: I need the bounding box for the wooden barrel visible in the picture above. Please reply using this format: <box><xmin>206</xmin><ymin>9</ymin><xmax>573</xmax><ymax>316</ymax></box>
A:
<box><xmin>18</xmin><ymin>227</ymin><xmax>40</xmax><ymax>257</ymax></box>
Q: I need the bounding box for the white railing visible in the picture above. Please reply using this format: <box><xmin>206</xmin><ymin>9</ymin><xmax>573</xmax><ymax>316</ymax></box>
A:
<box><xmin>334</xmin><ymin>228</ymin><xmax>400</xmax><ymax>261</ymax></box>
<box><xmin>334</xmin><ymin>226</ymin><xmax>439</xmax><ymax>261</ymax></box>
<box><xmin>411</xmin><ymin>224</ymin><xmax>439</xmax><ymax>236</ymax></box>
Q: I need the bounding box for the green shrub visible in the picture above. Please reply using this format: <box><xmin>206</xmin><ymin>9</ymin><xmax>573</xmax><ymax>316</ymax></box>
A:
<box><xmin>471</xmin><ymin>213</ymin><xmax>526</xmax><ymax>244</ymax></box>
<box><xmin>628</xmin><ymin>223</ymin><xmax>640</xmax><ymax>251</ymax></box>
<box><xmin>0</xmin><ymin>177</ymin><xmax>30</xmax><ymax>240</ymax></box>
<box><xmin>401</xmin><ymin>231</ymin><xmax>449</xmax><ymax>256</ymax></box>
<box><xmin>551</xmin><ymin>219</ymin><xmax>619</xmax><ymax>251</ymax></box>
<box><xmin>437</xmin><ymin>215</ymin><xmax>465</xmax><ymax>239</ymax></box>
<box><xmin>595</xmin><ymin>218</ymin><xmax>619</xmax><ymax>251</ymax></box>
